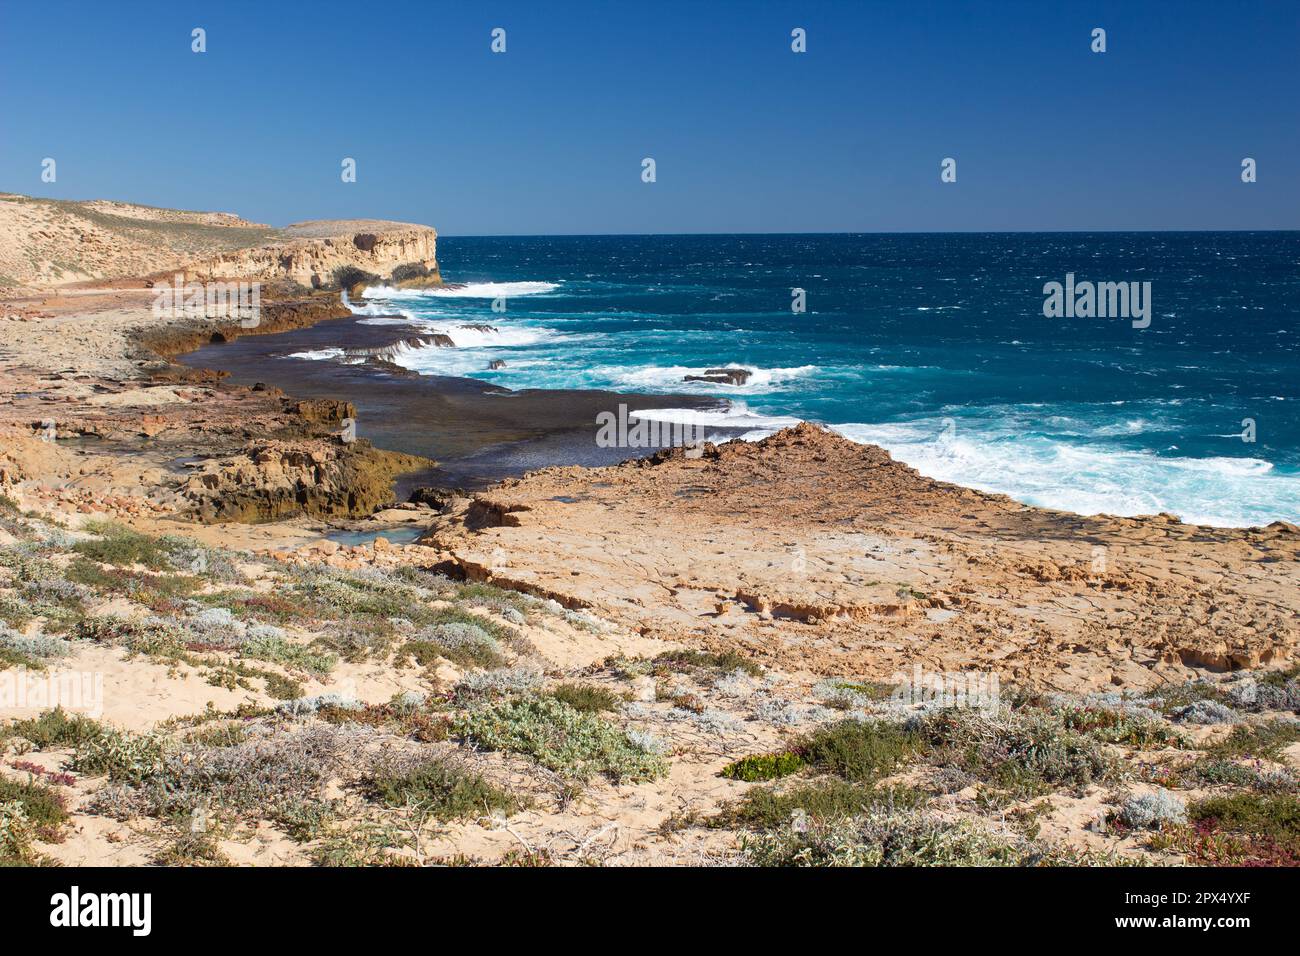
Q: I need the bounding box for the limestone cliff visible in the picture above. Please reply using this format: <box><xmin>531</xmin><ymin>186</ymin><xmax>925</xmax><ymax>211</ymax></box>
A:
<box><xmin>0</xmin><ymin>192</ymin><xmax>281</xmax><ymax>287</ymax></box>
<box><xmin>187</xmin><ymin>220</ymin><xmax>439</xmax><ymax>289</ymax></box>
<box><xmin>0</xmin><ymin>192</ymin><xmax>439</xmax><ymax>291</ymax></box>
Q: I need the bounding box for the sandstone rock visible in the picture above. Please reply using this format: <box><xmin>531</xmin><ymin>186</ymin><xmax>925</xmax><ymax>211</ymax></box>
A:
<box><xmin>423</xmin><ymin>421</ymin><xmax>1300</xmax><ymax>693</ymax></box>
<box><xmin>189</xmin><ymin>223</ymin><xmax>439</xmax><ymax>290</ymax></box>
<box><xmin>137</xmin><ymin>295</ymin><xmax>351</xmax><ymax>362</ymax></box>
<box><xmin>389</xmin><ymin>263</ymin><xmax>443</xmax><ymax>290</ymax></box>
<box><xmin>139</xmin><ymin>414</ymin><xmax>168</xmax><ymax>437</ymax></box>
<box><xmin>408</xmin><ymin>486</ymin><xmax>456</xmax><ymax>511</ymax></box>
<box><xmin>180</xmin><ymin>438</ymin><xmax>432</xmax><ymax>523</ymax></box>
<box><xmin>291</xmin><ymin>398</ymin><xmax>355</xmax><ymax>425</ymax></box>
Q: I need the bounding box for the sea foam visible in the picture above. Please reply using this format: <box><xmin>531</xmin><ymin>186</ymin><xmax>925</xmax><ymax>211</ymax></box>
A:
<box><xmin>831</xmin><ymin>420</ymin><xmax>1300</xmax><ymax>528</ymax></box>
<box><xmin>361</xmin><ymin>281</ymin><xmax>560</xmax><ymax>299</ymax></box>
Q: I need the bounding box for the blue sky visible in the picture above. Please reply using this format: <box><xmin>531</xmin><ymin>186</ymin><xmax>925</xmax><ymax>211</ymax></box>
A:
<box><xmin>1</xmin><ymin>0</ymin><xmax>1296</xmax><ymax>234</ymax></box>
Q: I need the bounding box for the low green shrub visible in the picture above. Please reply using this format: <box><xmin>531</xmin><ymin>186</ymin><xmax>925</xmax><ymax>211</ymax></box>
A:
<box><xmin>720</xmin><ymin>719</ymin><xmax>922</xmax><ymax>784</ymax></box>
<box><xmin>1190</xmin><ymin>793</ymin><xmax>1300</xmax><ymax>839</ymax></box>
<box><xmin>798</xmin><ymin>719</ymin><xmax>923</xmax><ymax>782</ymax></box>
<box><xmin>0</xmin><ymin>646</ymin><xmax>40</xmax><ymax>670</ymax></box>
<box><xmin>0</xmin><ymin>628</ymin><xmax>70</xmax><ymax>669</ymax></box>
<box><xmin>87</xmin><ymin>726</ymin><xmax>350</xmax><ymax>841</ymax></box>
<box><xmin>654</xmin><ymin>649</ymin><xmax>762</xmax><ymax>677</ymax></box>
<box><xmin>1056</xmin><ymin>705</ymin><xmax>1183</xmax><ymax>748</ymax></box>
<box><xmin>915</xmin><ymin>707</ymin><xmax>1120</xmax><ymax>796</ymax></box>
<box><xmin>73</xmin><ymin>522</ymin><xmax>172</xmax><ymax>570</ymax></box>
<box><xmin>716</xmin><ymin>779</ymin><xmax>924</xmax><ymax>830</ymax></box>
<box><xmin>69</xmin><ymin>727</ymin><xmax>166</xmax><ymax>784</ymax></box>
<box><xmin>740</xmin><ymin>806</ymin><xmax>1048</xmax><ymax>867</ymax></box>
<box><xmin>310</xmin><ymin>820</ymin><xmax>414</xmax><ymax>867</ymax></box>
<box><xmin>0</xmin><ymin>776</ymin><xmax>69</xmax><ymax>841</ymax></box>
<box><xmin>456</xmin><ymin>696</ymin><xmax>666</xmax><ymax>783</ymax></box>
<box><xmin>0</xmin><ymin>800</ymin><xmax>41</xmax><ymax>865</ymax></box>
<box><xmin>1153</xmin><ymin>793</ymin><xmax>1300</xmax><ymax>865</ymax></box>
<box><xmin>814</xmin><ymin>678</ymin><xmax>897</xmax><ymax>709</ymax></box>
<box><xmin>721</xmin><ymin>751</ymin><xmax>806</xmax><ymax>782</ymax></box>
<box><xmin>1</xmin><ymin>708</ymin><xmax>105</xmax><ymax>749</ymax></box>
<box><xmin>1204</xmin><ymin>721</ymin><xmax>1300</xmax><ymax>762</ymax></box>
<box><xmin>65</xmin><ymin>559</ymin><xmax>204</xmax><ymax>615</ymax></box>
<box><xmin>363</xmin><ymin>757</ymin><xmax>522</xmax><ymax>820</ymax></box>
<box><xmin>152</xmin><ymin>828</ymin><xmax>231</xmax><ymax>867</ymax></box>
<box><xmin>239</xmin><ymin>631</ymin><xmax>336</xmax><ymax>677</ymax></box>
<box><xmin>549</xmin><ymin>683</ymin><xmax>621</xmax><ymax>713</ymax></box>
<box><xmin>404</xmin><ymin>621</ymin><xmax>504</xmax><ymax>669</ymax></box>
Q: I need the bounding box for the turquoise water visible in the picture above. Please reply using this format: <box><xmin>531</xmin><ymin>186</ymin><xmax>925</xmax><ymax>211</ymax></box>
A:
<box><xmin>309</xmin><ymin>233</ymin><xmax>1298</xmax><ymax>527</ymax></box>
<box><xmin>323</xmin><ymin>526</ymin><xmax>425</xmax><ymax>548</ymax></box>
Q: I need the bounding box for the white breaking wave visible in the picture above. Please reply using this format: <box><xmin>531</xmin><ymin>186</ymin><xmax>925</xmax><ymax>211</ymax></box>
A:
<box><xmin>616</xmin><ymin>404</ymin><xmax>804</xmax><ymax>448</ymax></box>
<box><xmin>342</xmin><ymin>287</ymin><xmax>560</xmax><ymax>355</ymax></box>
<box><xmin>628</xmin><ymin>402</ymin><xmax>804</xmax><ymax>432</ymax></box>
<box><xmin>351</xmin><ymin>312</ymin><xmax>554</xmax><ymax>347</ymax></box>
<box><xmin>287</xmin><ymin>348</ymin><xmax>349</xmax><ymax>361</ymax></box>
<box><xmin>606</xmin><ymin>364</ymin><xmax>819</xmax><ymax>393</ymax></box>
<box><xmin>442</xmin><ymin>324</ymin><xmax>555</xmax><ymax>348</ymax></box>
<box><xmin>316</xmin><ymin>281</ymin><xmax>1298</xmax><ymax>528</ymax></box>
<box><xmin>830</xmin><ymin>419</ymin><xmax>1300</xmax><ymax>528</ymax></box>
<box><xmin>361</xmin><ymin>281</ymin><xmax>560</xmax><ymax>299</ymax></box>
<box><xmin>347</xmin><ymin>300</ymin><xmax>423</xmax><ymax>323</ymax></box>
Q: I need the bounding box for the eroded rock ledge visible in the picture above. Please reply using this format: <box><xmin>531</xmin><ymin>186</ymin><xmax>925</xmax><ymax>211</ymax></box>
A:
<box><xmin>130</xmin><ymin>289</ymin><xmax>354</xmax><ymax>364</ymax></box>
<box><xmin>425</xmin><ymin>423</ymin><xmax>1300</xmax><ymax>692</ymax></box>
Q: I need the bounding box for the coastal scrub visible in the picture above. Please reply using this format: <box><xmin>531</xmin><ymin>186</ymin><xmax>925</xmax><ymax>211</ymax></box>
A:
<box><xmin>456</xmin><ymin>695</ymin><xmax>667</xmax><ymax>783</ymax></box>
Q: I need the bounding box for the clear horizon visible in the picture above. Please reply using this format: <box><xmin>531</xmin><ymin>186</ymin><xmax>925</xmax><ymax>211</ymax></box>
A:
<box><xmin>11</xmin><ymin>198</ymin><xmax>1299</xmax><ymax>237</ymax></box>
<box><xmin>2</xmin><ymin>0</ymin><xmax>1297</xmax><ymax>233</ymax></box>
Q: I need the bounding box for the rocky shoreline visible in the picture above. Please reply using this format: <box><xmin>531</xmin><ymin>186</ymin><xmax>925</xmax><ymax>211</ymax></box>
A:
<box><xmin>0</xmin><ymin>286</ymin><xmax>433</xmax><ymax>527</ymax></box>
<box><xmin>173</xmin><ymin>311</ymin><xmax>730</xmax><ymax>484</ymax></box>
<box><xmin>423</xmin><ymin>423</ymin><xmax>1300</xmax><ymax>692</ymax></box>
<box><xmin>2</xmin><ymin>201</ymin><xmax>1298</xmax><ymax>869</ymax></box>
<box><xmin>3</xmin><ymin>249</ymin><xmax>1297</xmax><ymax>688</ymax></box>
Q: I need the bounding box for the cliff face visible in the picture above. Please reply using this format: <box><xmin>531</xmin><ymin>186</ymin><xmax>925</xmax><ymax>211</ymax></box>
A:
<box><xmin>187</xmin><ymin>223</ymin><xmax>439</xmax><ymax>288</ymax></box>
<box><xmin>0</xmin><ymin>192</ymin><xmax>439</xmax><ymax>291</ymax></box>
<box><xmin>0</xmin><ymin>192</ymin><xmax>282</xmax><ymax>287</ymax></box>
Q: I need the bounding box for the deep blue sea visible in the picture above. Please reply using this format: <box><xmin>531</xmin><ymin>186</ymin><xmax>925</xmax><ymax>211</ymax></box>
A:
<box><xmin>313</xmin><ymin>232</ymin><xmax>1299</xmax><ymax>527</ymax></box>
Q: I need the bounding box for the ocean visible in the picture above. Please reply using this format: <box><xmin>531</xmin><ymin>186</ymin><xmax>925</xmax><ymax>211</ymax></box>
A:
<box><xmin>299</xmin><ymin>232</ymin><xmax>1300</xmax><ymax>527</ymax></box>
